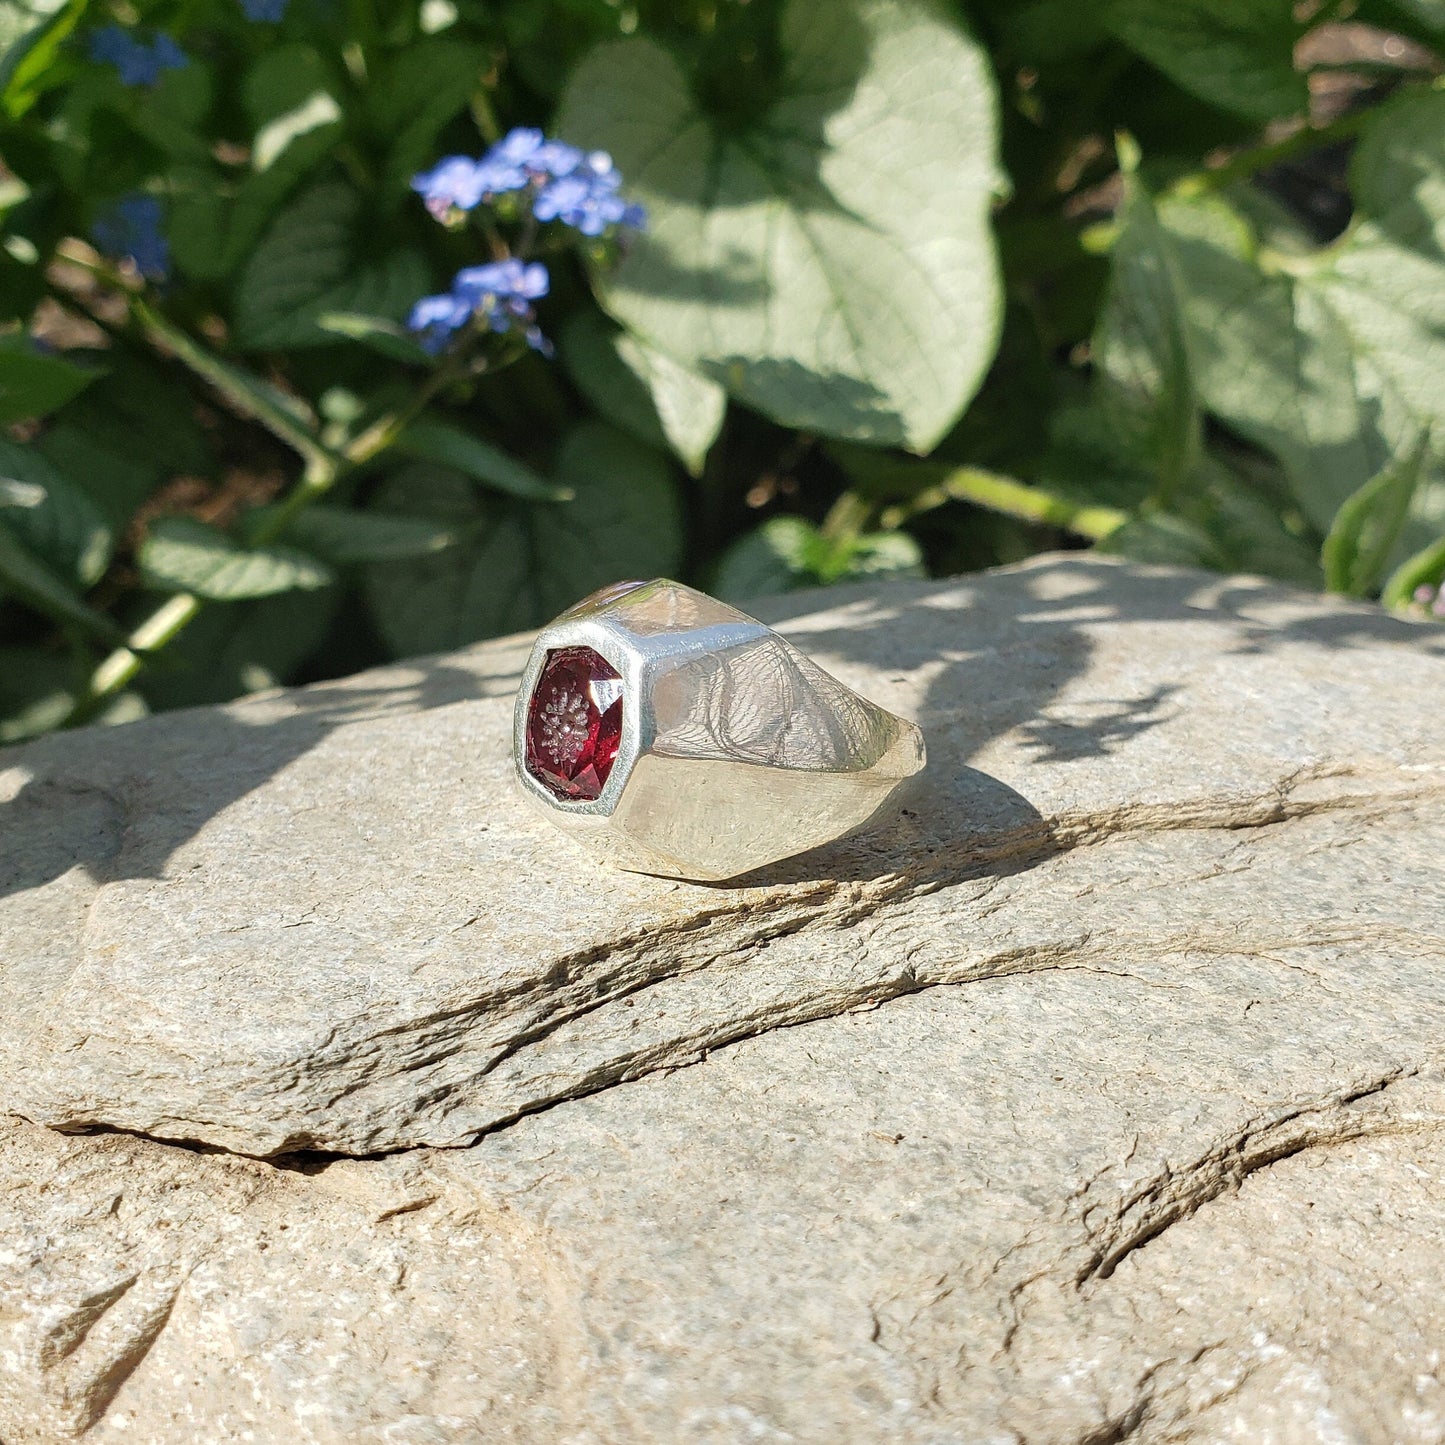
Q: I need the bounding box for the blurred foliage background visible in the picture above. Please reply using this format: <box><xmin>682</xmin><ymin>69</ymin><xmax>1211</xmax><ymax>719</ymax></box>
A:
<box><xmin>1</xmin><ymin>0</ymin><xmax>1443</xmax><ymax>742</ymax></box>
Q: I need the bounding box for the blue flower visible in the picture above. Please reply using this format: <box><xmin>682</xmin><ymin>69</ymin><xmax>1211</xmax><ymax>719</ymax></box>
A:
<box><xmin>92</xmin><ymin>194</ymin><xmax>170</xmax><ymax>281</ymax></box>
<box><xmin>240</xmin><ymin>0</ymin><xmax>289</xmax><ymax>19</ymax></box>
<box><xmin>411</xmin><ymin>156</ymin><xmax>493</xmax><ymax>221</ymax></box>
<box><xmin>88</xmin><ymin>25</ymin><xmax>188</xmax><ymax>88</ymax></box>
<box><xmin>407</xmin><ymin>259</ymin><xmax>551</xmax><ymax>355</ymax></box>
<box><xmin>533</xmin><ymin>165</ymin><xmax>646</xmax><ymax>237</ymax></box>
<box><xmin>411</xmin><ymin>129</ymin><xmax>645</xmax><ymax>236</ymax></box>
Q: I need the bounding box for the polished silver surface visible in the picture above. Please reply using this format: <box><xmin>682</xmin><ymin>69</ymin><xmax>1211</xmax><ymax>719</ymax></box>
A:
<box><xmin>512</xmin><ymin>580</ymin><xmax>926</xmax><ymax>881</ymax></box>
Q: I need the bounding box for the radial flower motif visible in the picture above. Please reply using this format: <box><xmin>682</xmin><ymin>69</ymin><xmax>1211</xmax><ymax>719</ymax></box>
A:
<box><xmin>91</xmin><ymin>194</ymin><xmax>170</xmax><ymax>281</ymax></box>
<box><xmin>88</xmin><ymin>25</ymin><xmax>187</xmax><ymax>88</ymax></box>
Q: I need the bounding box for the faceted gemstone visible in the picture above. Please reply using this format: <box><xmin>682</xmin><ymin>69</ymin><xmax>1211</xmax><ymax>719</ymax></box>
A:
<box><xmin>524</xmin><ymin>647</ymin><xmax>624</xmax><ymax>801</ymax></box>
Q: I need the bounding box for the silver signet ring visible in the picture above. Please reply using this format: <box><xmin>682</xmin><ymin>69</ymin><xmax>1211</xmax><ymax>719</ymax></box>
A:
<box><xmin>512</xmin><ymin>579</ymin><xmax>926</xmax><ymax>882</ymax></box>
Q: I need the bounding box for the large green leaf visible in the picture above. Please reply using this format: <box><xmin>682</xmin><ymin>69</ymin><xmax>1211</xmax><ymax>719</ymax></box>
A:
<box><xmin>0</xmin><ymin>437</ymin><xmax>110</xmax><ymax>583</ymax></box>
<box><xmin>137</xmin><ymin>587</ymin><xmax>339</xmax><ymax>711</ymax></box>
<box><xmin>364</xmin><ymin>37</ymin><xmax>485</xmax><ymax>198</ymax></box>
<box><xmin>1161</xmin><ymin>89</ymin><xmax>1445</xmax><ymax>561</ymax></box>
<box><xmin>555</xmin><ymin>0</ymin><xmax>1003</xmax><ymax>451</ymax></box>
<box><xmin>363</xmin><ymin>423</ymin><xmax>683</xmax><ymax>655</ymax></box>
<box><xmin>1094</xmin><ymin>166</ymin><xmax>1201</xmax><ymax>503</ymax></box>
<box><xmin>33</xmin><ymin>360</ymin><xmax>210</xmax><ymax>527</ymax></box>
<box><xmin>233</xmin><ymin>180</ymin><xmax>429</xmax><ymax>350</ymax></box>
<box><xmin>241</xmin><ymin>504</ymin><xmax>457</xmax><ymax>564</ymax></box>
<box><xmin>397</xmin><ymin>418</ymin><xmax>571</xmax><ymax>502</ymax></box>
<box><xmin>169</xmin><ymin>46</ymin><xmax>345</xmax><ymax>283</ymax></box>
<box><xmin>1104</xmin><ymin>0</ymin><xmax>1307</xmax><ymax>122</ymax></box>
<box><xmin>0</xmin><ymin>334</ymin><xmax>99</xmax><ymax>423</ymax></box>
<box><xmin>139</xmin><ymin>516</ymin><xmax>334</xmax><ymax>600</ymax></box>
<box><xmin>561</xmin><ymin>311</ymin><xmax>726</xmax><ymax>475</ymax></box>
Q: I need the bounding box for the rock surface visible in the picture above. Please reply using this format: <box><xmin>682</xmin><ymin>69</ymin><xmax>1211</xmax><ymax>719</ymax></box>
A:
<box><xmin>2</xmin><ymin>555</ymin><xmax>1444</xmax><ymax>1443</ymax></box>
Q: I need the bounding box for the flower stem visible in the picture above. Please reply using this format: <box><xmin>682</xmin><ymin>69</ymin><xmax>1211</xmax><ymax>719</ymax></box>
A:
<box><xmin>880</xmin><ymin>465</ymin><xmax>1128</xmax><ymax>542</ymax></box>
<box><xmin>65</xmin><ymin>285</ymin><xmax>475</xmax><ymax>725</ymax></box>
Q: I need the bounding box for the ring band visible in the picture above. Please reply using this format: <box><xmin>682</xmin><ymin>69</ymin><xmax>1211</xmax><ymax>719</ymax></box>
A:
<box><xmin>512</xmin><ymin>579</ymin><xmax>926</xmax><ymax>881</ymax></box>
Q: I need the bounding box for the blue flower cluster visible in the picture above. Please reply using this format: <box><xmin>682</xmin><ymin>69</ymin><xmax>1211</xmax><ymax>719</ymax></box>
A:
<box><xmin>411</xmin><ymin>127</ymin><xmax>645</xmax><ymax>236</ymax></box>
<box><xmin>407</xmin><ymin>259</ymin><xmax>551</xmax><ymax>356</ymax></box>
<box><xmin>240</xmin><ymin>0</ymin><xmax>289</xmax><ymax>19</ymax></box>
<box><xmin>92</xmin><ymin>194</ymin><xmax>170</xmax><ymax>282</ymax></box>
<box><xmin>88</xmin><ymin>25</ymin><xmax>187</xmax><ymax>88</ymax></box>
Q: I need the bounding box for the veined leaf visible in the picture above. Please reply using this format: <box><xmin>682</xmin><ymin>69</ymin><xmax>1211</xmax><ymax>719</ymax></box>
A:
<box><xmin>0</xmin><ymin>437</ymin><xmax>111</xmax><ymax>583</ymax></box>
<box><xmin>233</xmin><ymin>180</ymin><xmax>429</xmax><ymax>350</ymax></box>
<box><xmin>561</xmin><ymin>311</ymin><xmax>725</xmax><ymax>475</ymax></box>
<box><xmin>363</xmin><ymin>423</ymin><xmax>682</xmax><ymax>655</ymax></box>
<box><xmin>556</xmin><ymin>0</ymin><xmax>1003</xmax><ymax>451</ymax></box>
<box><xmin>1105</xmin><ymin>0</ymin><xmax>1307</xmax><ymax>122</ymax></box>
<box><xmin>397</xmin><ymin>418</ymin><xmax>572</xmax><ymax>502</ymax></box>
<box><xmin>242</xmin><ymin>504</ymin><xmax>457</xmax><ymax>564</ymax></box>
<box><xmin>139</xmin><ymin>516</ymin><xmax>334</xmax><ymax>600</ymax></box>
<box><xmin>1093</xmin><ymin>168</ymin><xmax>1201</xmax><ymax>504</ymax></box>
<box><xmin>0</xmin><ymin>335</ymin><xmax>100</xmax><ymax>424</ymax></box>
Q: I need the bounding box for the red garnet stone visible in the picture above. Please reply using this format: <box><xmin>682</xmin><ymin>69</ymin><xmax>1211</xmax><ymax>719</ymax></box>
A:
<box><xmin>524</xmin><ymin>647</ymin><xmax>624</xmax><ymax>801</ymax></box>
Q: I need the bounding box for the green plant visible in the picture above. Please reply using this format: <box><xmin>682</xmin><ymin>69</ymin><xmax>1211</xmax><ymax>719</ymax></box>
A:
<box><xmin>1</xmin><ymin>0</ymin><xmax>1442</xmax><ymax>744</ymax></box>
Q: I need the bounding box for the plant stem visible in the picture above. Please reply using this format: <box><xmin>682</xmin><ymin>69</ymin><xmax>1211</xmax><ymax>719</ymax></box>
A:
<box><xmin>880</xmin><ymin>465</ymin><xmax>1128</xmax><ymax>542</ymax></box>
<box><xmin>1167</xmin><ymin>107</ymin><xmax>1376</xmax><ymax>201</ymax></box>
<box><xmin>66</xmin><ymin>287</ymin><xmax>474</xmax><ymax>725</ymax></box>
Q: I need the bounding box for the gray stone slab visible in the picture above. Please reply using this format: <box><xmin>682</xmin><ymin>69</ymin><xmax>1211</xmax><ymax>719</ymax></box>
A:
<box><xmin>2</xmin><ymin>557</ymin><xmax>1441</xmax><ymax>1157</ymax></box>
<box><xmin>2</xmin><ymin>556</ymin><xmax>1444</xmax><ymax>1441</ymax></box>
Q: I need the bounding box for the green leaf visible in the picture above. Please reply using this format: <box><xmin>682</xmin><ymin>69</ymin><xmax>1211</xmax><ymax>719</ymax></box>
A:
<box><xmin>1322</xmin><ymin>438</ymin><xmax>1428</xmax><ymax>597</ymax></box>
<box><xmin>0</xmin><ymin>437</ymin><xmax>110</xmax><ymax>583</ymax></box>
<box><xmin>1161</xmin><ymin>91</ymin><xmax>1445</xmax><ymax>561</ymax></box>
<box><xmin>0</xmin><ymin>520</ymin><xmax>118</xmax><ymax>639</ymax></box>
<box><xmin>1097</xmin><ymin>512</ymin><xmax>1225</xmax><ymax>570</ymax></box>
<box><xmin>245</xmin><ymin>44</ymin><xmax>344</xmax><ymax>175</ymax></box>
<box><xmin>242</xmin><ymin>504</ymin><xmax>457</xmax><ymax>564</ymax></box>
<box><xmin>1159</xmin><ymin>192</ymin><xmax>1383</xmax><ymax>535</ymax></box>
<box><xmin>555</xmin><ymin>0</ymin><xmax>1003</xmax><ymax>451</ymax></box>
<box><xmin>843</xmin><ymin>530</ymin><xmax>926</xmax><ymax>582</ymax></box>
<box><xmin>0</xmin><ymin>335</ymin><xmax>100</xmax><ymax>423</ymax></box>
<box><xmin>0</xmin><ymin>0</ymin><xmax>84</xmax><ymax>120</ymax></box>
<box><xmin>1382</xmin><ymin>532</ymin><xmax>1445</xmax><ymax>609</ymax></box>
<box><xmin>714</xmin><ymin>516</ymin><xmax>818</xmax><ymax>601</ymax></box>
<box><xmin>397</xmin><ymin>418</ymin><xmax>572</xmax><ymax>502</ymax></box>
<box><xmin>169</xmin><ymin>46</ymin><xmax>345</xmax><ymax>283</ymax></box>
<box><xmin>1104</xmin><ymin>0</ymin><xmax>1307</xmax><ymax>122</ymax></box>
<box><xmin>139</xmin><ymin>516</ymin><xmax>334</xmax><ymax>600</ymax></box>
<box><xmin>561</xmin><ymin>311</ymin><xmax>725</xmax><ymax>475</ymax></box>
<box><xmin>233</xmin><ymin>180</ymin><xmax>429</xmax><ymax>350</ymax></box>
<box><xmin>714</xmin><ymin>515</ymin><xmax>924</xmax><ymax>600</ymax></box>
<box><xmin>1094</xmin><ymin>171</ymin><xmax>1201</xmax><ymax>502</ymax></box>
<box><xmin>316</xmin><ymin>312</ymin><xmax>430</xmax><ymax>364</ymax></box>
<box><xmin>32</xmin><ymin>359</ymin><xmax>210</xmax><ymax>527</ymax></box>
<box><xmin>363</xmin><ymin>423</ymin><xmax>683</xmax><ymax>655</ymax></box>
<box><xmin>137</xmin><ymin>587</ymin><xmax>339</xmax><ymax>711</ymax></box>
<box><xmin>0</xmin><ymin>646</ymin><xmax>79</xmax><ymax>745</ymax></box>
<box><xmin>364</xmin><ymin>37</ymin><xmax>485</xmax><ymax>198</ymax></box>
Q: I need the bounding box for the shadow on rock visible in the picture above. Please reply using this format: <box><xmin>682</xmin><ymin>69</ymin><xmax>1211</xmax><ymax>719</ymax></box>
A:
<box><xmin>0</xmin><ymin>657</ymin><xmax>516</xmax><ymax>903</ymax></box>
